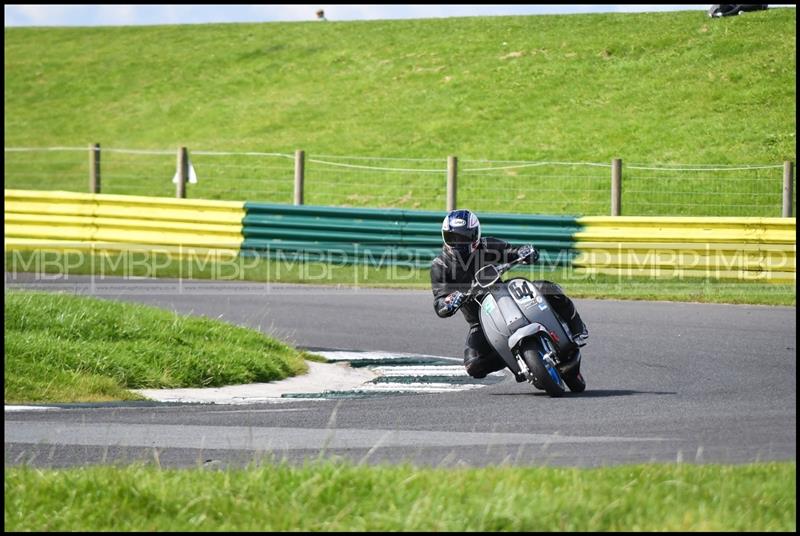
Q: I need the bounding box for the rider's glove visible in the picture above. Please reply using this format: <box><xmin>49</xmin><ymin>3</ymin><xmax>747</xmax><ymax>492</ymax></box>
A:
<box><xmin>517</xmin><ymin>244</ymin><xmax>539</xmax><ymax>264</ymax></box>
<box><xmin>444</xmin><ymin>291</ymin><xmax>465</xmax><ymax>312</ymax></box>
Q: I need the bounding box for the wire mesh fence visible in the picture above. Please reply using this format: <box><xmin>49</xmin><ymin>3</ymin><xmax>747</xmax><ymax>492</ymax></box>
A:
<box><xmin>3</xmin><ymin>146</ymin><xmax>795</xmax><ymax>217</ymax></box>
<box><xmin>459</xmin><ymin>160</ymin><xmax>612</xmax><ymax>215</ymax></box>
<box><xmin>4</xmin><ymin>147</ymin><xmax>89</xmax><ymax>193</ymax></box>
<box><xmin>304</xmin><ymin>154</ymin><xmax>446</xmax><ymax>210</ymax></box>
<box><xmin>623</xmin><ymin>163</ymin><xmax>789</xmax><ymax>217</ymax></box>
<box><xmin>189</xmin><ymin>151</ymin><xmax>296</xmax><ymax>202</ymax></box>
<box><xmin>100</xmin><ymin>148</ymin><xmax>175</xmax><ymax>198</ymax></box>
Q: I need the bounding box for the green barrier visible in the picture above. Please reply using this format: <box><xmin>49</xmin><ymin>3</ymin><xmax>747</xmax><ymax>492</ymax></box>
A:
<box><xmin>241</xmin><ymin>203</ymin><xmax>582</xmax><ymax>268</ymax></box>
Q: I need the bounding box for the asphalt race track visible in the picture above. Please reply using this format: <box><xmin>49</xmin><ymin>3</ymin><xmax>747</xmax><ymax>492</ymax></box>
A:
<box><xmin>5</xmin><ymin>273</ymin><xmax>797</xmax><ymax>468</ymax></box>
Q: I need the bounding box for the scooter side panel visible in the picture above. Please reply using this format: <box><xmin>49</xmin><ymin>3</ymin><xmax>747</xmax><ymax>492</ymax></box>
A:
<box><xmin>478</xmin><ymin>293</ymin><xmax>520</xmax><ymax>373</ymax></box>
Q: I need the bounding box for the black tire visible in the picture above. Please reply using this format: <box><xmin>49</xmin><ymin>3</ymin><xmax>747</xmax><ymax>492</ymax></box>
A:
<box><xmin>561</xmin><ymin>351</ymin><xmax>587</xmax><ymax>393</ymax></box>
<box><xmin>520</xmin><ymin>336</ymin><xmax>566</xmax><ymax>397</ymax></box>
<box><xmin>563</xmin><ymin>368</ymin><xmax>586</xmax><ymax>393</ymax></box>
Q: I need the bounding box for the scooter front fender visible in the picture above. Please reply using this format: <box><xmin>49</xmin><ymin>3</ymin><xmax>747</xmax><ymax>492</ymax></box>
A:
<box><xmin>508</xmin><ymin>323</ymin><xmax>548</xmax><ymax>352</ymax></box>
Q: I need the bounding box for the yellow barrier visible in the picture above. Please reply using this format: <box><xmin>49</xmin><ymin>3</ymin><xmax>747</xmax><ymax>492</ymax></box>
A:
<box><xmin>574</xmin><ymin>216</ymin><xmax>796</xmax><ymax>282</ymax></box>
<box><xmin>4</xmin><ymin>189</ymin><xmax>245</xmax><ymax>257</ymax></box>
<box><xmin>5</xmin><ymin>190</ymin><xmax>796</xmax><ymax>282</ymax></box>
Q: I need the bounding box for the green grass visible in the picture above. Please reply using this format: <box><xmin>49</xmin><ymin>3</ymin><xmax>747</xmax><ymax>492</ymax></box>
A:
<box><xmin>5</xmin><ymin>250</ymin><xmax>796</xmax><ymax>306</ymax></box>
<box><xmin>3</xmin><ymin>9</ymin><xmax>796</xmax><ymax>215</ymax></box>
<box><xmin>4</xmin><ymin>290</ymin><xmax>312</xmax><ymax>403</ymax></box>
<box><xmin>4</xmin><ymin>461</ymin><xmax>795</xmax><ymax>531</ymax></box>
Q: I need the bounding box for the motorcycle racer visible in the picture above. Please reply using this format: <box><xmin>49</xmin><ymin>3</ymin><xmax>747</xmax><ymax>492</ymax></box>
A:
<box><xmin>431</xmin><ymin>209</ymin><xmax>588</xmax><ymax>379</ymax></box>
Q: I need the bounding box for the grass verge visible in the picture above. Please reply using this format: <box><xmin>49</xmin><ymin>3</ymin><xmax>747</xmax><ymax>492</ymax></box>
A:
<box><xmin>4</xmin><ymin>290</ymin><xmax>311</xmax><ymax>403</ymax></box>
<box><xmin>4</xmin><ymin>460</ymin><xmax>795</xmax><ymax>531</ymax></box>
<box><xmin>5</xmin><ymin>250</ymin><xmax>796</xmax><ymax>306</ymax></box>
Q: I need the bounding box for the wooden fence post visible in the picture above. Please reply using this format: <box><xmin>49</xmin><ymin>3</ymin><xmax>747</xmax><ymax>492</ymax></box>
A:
<box><xmin>783</xmin><ymin>161</ymin><xmax>794</xmax><ymax>217</ymax></box>
<box><xmin>611</xmin><ymin>158</ymin><xmax>622</xmax><ymax>216</ymax></box>
<box><xmin>89</xmin><ymin>143</ymin><xmax>101</xmax><ymax>193</ymax></box>
<box><xmin>294</xmin><ymin>149</ymin><xmax>305</xmax><ymax>205</ymax></box>
<box><xmin>176</xmin><ymin>146</ymin><xmax>188</xmax><ymax>199</ymax></box>
<box><xmin>447</xmin><ymin>155</ymin><xmax>458</xmax><ymax>212</ymax></box>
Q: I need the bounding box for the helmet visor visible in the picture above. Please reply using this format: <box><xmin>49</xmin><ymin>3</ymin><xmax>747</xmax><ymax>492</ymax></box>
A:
<box><xmin>443</xmin><ymin>229</ymin><xmax>478</xmax><ymax>246</ymax></box>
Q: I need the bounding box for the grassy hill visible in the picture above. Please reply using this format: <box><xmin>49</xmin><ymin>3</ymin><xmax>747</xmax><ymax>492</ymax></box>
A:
<box><xmin>5</xmin><ymin>9</ymin><xmax>795</xmax><ymax>161</ymax></box>
<box><xmin>3</xmin><ymin>9</ymin><xmax>796</xmax><ymax>214</ymax></box>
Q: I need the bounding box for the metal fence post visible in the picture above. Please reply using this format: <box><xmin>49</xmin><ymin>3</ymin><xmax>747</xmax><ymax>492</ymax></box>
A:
<box><xmin>611</xmin><ymin>158</ymin><xmax>622</xmax><ymax>216</ymax></box>
<box><xmin>447</xmin><ymin>155</ymin><xmax>458</xmax><ymax>211</ymax></box>
<box><xmin>783</xmin><ymin>161</ymin><xmax>794</xmax><ymax>217</ymax></box>
<box><xmin>176</xmin><ymin>146</ymin><xmax>188</xmax><ymax>199</ymax></box>
<box><xmin>294</xmin><ymin>149</ymin><xmax>305</xmax><ymax>205</ymax></box>
<box><xmin>89</xmin><ymin>143</ymin><xmax>101</xmax><ymax>193</ymax></box>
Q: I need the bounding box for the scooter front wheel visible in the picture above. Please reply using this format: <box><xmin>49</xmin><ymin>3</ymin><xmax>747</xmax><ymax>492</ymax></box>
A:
<box><xmin>520</xmin><ymin>336</ymin><xmax>566</xmax><ymax>397</ymax></box>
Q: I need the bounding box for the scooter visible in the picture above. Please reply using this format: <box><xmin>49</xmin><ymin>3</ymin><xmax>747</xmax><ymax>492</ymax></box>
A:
<box><xmin>459</xmin><ymin>256</ymin><xmax>586</xmax><ymax>397</ymax></box>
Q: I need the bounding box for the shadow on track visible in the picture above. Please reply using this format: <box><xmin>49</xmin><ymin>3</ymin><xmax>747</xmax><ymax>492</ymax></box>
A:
<box><xmin>491</xmin><ymin>389</ymin><xmax>676</xmax><ymax>398</ymax></box>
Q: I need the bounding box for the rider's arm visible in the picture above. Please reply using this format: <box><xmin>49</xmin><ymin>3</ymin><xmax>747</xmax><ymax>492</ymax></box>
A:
<box><xmin>483</xmin><ymin>237</ymin><xmax>535</xmax><ymax>264</ymax></box>
<box><xmin>495</xmin><ymin>239</ymin><xmax>538</xmax><ymax>265</ymax></box>
<box><xmin>431</xmin><ymin>257</ymin><xmax>460</xmax><ymax>318</ymax></box>
<box><xmin>434</xmin><ymin>292</ymin><xmax>464</xmax><ymax>317</ymax></box>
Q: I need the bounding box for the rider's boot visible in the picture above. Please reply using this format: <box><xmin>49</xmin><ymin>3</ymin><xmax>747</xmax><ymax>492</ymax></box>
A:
<box><xmin>568</xmin><ymin>312</ymin><xmax>589</xmax><ymax>347</ymax></box>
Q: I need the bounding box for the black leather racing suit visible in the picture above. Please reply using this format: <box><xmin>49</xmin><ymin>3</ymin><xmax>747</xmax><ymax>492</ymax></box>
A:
<box><xmin>430</xmin><ymin>237</ymin><xmax>585</xmax><ymax>378</ymax></box>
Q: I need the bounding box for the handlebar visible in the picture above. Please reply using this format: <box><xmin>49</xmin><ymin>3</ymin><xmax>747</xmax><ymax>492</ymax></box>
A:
<box><xmin>461</xmin><ymin>254</ymin><xmax>527</xmax><ymax>302</ymax></box>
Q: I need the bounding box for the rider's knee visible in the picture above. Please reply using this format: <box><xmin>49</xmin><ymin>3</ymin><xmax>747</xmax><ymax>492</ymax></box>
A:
<box><xmin>464</xmin><ymin>348</ymin><xmax>487</xmax><ymax>378</ymax></box>
<box><xmin>533</xmin><ymin>280</ymin><xmax>563</xmax><ymax>296</ymax></box>
<box><xmin>464</xmin><ymin>351</ymin><xmax>505</xmax><ymax>379</ymax></box>
<box><xmin>465</xmin><ymin>358</ymin><xmax>488</xmax><ymax>378</ymax></box>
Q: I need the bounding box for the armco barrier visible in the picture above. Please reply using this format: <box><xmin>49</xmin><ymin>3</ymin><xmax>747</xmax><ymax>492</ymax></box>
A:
<box><xmin>241</xmin><ymin>202</ymin><xmax>582</xmax><ymax>268</ymax></box>
<box><xmin>573</xmin><ymin>216</ymin><xmax>796</xmax><ymax>282</ymax></box>
<box><xmin>5</xmin><ymin>190</ymin><xmax>796</xmax><ymax>282</ymax></box>
<box><xmin>4</xmin><ymin>189</ymin><xmax>245</xmax><ymax>257</ymax></box>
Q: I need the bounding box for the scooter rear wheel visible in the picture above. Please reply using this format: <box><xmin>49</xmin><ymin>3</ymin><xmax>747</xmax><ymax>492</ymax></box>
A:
<box><xmin>563</xmin><ymin>369</ymin><xmax>586</xmax><ymax>393</ymax></box>
<box><xmin>520</xmin><ymin>336</ymin><xmax>566</xmax><ymax>397</ymax></box>
<box><xmin>560</xmin><ymin>351</ymin><xmax>587</xmax><ymax>393</ymax></box>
